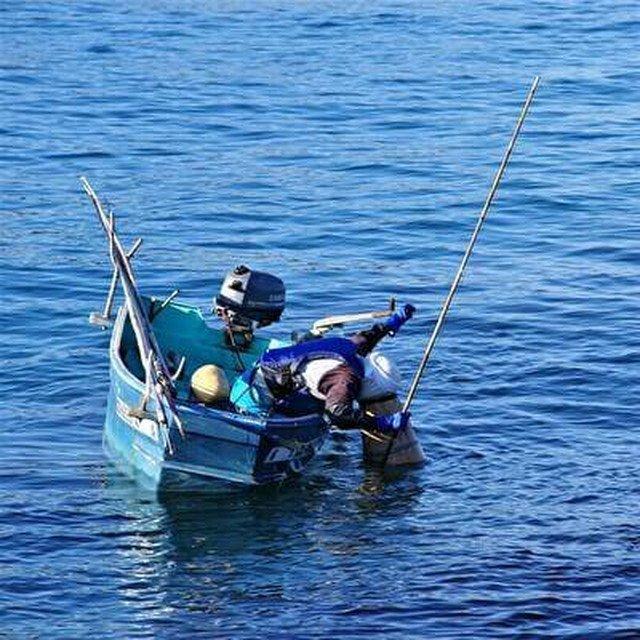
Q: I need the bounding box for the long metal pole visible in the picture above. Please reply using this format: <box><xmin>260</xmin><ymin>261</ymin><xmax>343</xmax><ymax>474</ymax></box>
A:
<box><xmin>81</xmin><ymin>177</ymin><xmax>184</xmax><ymax>443</ymax></box>
<box><xmin>403</xmin><ymin>76</ymin><xmax>540</xmax><ymax>414</ymax></box>
<box><xmin>402</xmin><ymin>77</ymin><xmax>539</xmax><ymax>415</ymax></box>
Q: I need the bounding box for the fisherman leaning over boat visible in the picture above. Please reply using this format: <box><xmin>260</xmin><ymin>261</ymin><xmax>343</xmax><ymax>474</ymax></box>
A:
<box><xmin>235</xmin><ymin>304</ymin><xmax>416</xmax><ymax>435</ymax></box>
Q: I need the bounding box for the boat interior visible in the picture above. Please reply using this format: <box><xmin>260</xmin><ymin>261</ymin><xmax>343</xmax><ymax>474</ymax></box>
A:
<box><xmin>118</xmin><ymin>298</ymin><xmax>282</xmax><ymax>406</ymax></box>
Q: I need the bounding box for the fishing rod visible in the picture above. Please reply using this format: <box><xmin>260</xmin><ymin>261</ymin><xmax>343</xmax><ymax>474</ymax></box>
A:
<box><xmin>381</xmin><ymin>76</ymin><xmax>540</xmax><ymax>468</ymax></box>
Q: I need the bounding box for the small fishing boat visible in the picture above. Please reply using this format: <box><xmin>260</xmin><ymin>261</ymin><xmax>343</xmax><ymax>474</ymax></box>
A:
<box><xmin>82</xmin><ymin>77</ymin><xmax>538</xmax><ymax>491</ymax></box>
<box><xmin>106</xmin><ymin>300</ymin><xmax>329</xmax><ymax>491</ymax></box>
<box><xmin>82</xmin><ymin>178</ymin><xmax>328</xmax><ymax>491</ymax></box>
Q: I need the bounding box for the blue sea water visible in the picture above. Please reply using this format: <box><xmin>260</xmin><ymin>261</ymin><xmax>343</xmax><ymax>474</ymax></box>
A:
<box><xmin>1</xmin><ymin>1</ymin><xmax>640</xmax><ymax>637</ymax></box>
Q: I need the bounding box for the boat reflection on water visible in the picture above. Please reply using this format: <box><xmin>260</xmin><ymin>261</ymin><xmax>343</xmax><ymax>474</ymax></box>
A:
<box><xmin>100</xmin><ymin>453</ymin><xmax>423</xmax><ymax>632</ymax></box>
<box><xmin>103</xmin><ymin>450</ymin><xmax>424</xmax><ymax>557</ymax></box>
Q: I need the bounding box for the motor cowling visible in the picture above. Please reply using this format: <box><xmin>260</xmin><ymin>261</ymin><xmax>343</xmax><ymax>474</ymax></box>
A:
<box><xmin>215</xmin><ymin>265</ymin><xmax>285</xmax><ymax>328</ymax></box>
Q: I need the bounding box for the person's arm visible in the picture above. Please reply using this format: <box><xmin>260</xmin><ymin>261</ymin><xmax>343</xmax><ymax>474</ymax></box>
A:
<box><xmin>318</xmin><ymin>364</ymin><xmax>365</xmax><ymax>429</ymax></box>
<box><xmin>349</xmin><ymin>303</ymin><xmax>417</xmax><ymax>356</ymax></box>
<box><xmin>318</xmin><ymin>364</ymin><xmax>409</xmax><ymax>433</ymax></box>
<box><xmin>349</xmin><ymin>323</ymin><xmax>389</xmax><ymax>357</ymax></box>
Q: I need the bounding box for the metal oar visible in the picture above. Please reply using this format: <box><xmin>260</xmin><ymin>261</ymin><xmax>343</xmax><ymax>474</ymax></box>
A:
<box><xmin>381</xmin><ymin>76</ymin><xmax>540</xmax><ymax>468</ymax></box>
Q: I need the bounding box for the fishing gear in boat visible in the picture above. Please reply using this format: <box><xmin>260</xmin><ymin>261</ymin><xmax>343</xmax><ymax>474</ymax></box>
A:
<box><xmin>81</xmin><ymin>177</ymin><xmax>184</xmax><ymax>450</ymax></box>
<box><xmin>311</xmin><ymin>298</ymin><xmax>396</xmax><ymax>337</ymax></box>
<box><xmin>289</xmin><ymin>298</ymin><xmax>396</xmax><ymax>345</ymax></box>
<box><xmin>149</xmin><ymin>289</ymin><xmax>180</xmax><ymax>321</ymax></box>
<box><xmin>190</xmin><ymin>364</ymin><xmax>231</xmax><ymax>405</ymax></box>
<box><xmin>380</xmin><ymin>76</ymin><xmax>541</xmax><ymax>469</ymax></box>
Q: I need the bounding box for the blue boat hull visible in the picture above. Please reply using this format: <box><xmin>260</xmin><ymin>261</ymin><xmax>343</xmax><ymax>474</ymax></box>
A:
<box><xmin>104</xmin><ymin>306</ymin><xmax>328</xmax><ymax>492</ymax></box>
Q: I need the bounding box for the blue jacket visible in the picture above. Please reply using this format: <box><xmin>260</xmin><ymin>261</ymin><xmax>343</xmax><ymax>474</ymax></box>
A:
<box><xmin>258</xmin><ymin>337</ymin><xmax>365</xmax><ymax>399</ymax></box>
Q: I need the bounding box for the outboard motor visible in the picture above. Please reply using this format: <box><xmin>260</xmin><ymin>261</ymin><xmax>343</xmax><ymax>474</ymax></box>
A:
<box><xmin>215</xmin><ymin>265</ymin><xmax>285</xmax><ymax>348</ymax></box>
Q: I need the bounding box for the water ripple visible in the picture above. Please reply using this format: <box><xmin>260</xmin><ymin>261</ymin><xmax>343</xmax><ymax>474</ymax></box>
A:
<box><xmin>0</xmin><ymin>0</ymin><xmax>639</xmax><ymax>638</ymax></box>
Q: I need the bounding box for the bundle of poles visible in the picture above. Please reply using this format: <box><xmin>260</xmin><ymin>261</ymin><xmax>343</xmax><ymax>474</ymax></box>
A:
<box><xmin>382</xmin><ymin>76</ymin><xmax>540</xmax><ymax>467</ymax></box>
<box><xmin>81</xmin><ymin>177</ymin><xmax>184</xmax><ymax>453</ymax></box>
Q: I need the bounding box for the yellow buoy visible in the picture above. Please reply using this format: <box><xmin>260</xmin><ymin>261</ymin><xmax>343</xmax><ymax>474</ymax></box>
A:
<box><xmin>191</xmin><ymin>364</ymin><xmax>230</xmax><ymax>406</ymax></box>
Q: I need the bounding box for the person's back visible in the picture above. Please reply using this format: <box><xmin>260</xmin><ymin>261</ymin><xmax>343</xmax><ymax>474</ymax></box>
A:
<box><xmin>254</xmin><ymin>304</ymin><xmax>416</xmax><ymax>434</ymax></box>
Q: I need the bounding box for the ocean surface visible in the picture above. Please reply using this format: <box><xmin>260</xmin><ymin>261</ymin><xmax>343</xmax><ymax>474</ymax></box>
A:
<box><xmin>1</xmin><ymin>1</ymin><xmax>639</xmax><ymax>637</ymax></box>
